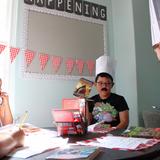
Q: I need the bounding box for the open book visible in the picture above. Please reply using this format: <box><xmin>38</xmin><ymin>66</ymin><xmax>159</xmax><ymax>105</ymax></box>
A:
<box><xmin>88</xmin><ymin>122</ymin><xmax>116</xmax><ymax>133</ymax></box>
<box><xmin>73</xmin><ymin>78</ymin><xmax>94</xmax><ymax>98</ymax></box>
<box><xmin>46</xmin><ymin>145</ymin><xmax>101</xmax><ymax>160</ymax></box>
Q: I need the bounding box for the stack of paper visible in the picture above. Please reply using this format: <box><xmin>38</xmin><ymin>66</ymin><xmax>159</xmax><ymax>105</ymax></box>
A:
<box><xmin>8</xmin><ymin>124</ymin><xmax>69</xmax><ymax>158</ymax></box>
<box><xmin>77</xmin><ymin>135</ymin><xmax>160</xmax><ymax>151</ymax></box>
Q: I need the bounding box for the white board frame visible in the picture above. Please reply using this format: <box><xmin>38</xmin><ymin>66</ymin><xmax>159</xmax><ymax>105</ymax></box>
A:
<box><xmin>22</xmin><ymin>4</ymin><xmax>106</xmax><ymax>80</ymax></box>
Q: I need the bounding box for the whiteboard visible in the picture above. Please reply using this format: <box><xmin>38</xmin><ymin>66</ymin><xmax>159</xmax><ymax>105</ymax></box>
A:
<box><xmin>22</xmin><ymin>5</ymin><xmax>106</xmax><ymax>79</ymax></box>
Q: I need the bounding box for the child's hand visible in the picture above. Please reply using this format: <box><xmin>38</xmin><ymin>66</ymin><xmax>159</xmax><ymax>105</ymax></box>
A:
<box><xmin>0</xmin><ymin>92</ymin><xmax>9</xmax><ymax>107</ymax></box>
<box><xmin>12</xmin><ymin>129</ymin><xmax>25</xmax><ymax>147</ymax></box>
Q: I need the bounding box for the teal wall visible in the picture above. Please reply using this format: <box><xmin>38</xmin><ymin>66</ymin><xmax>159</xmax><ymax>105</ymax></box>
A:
<box><xmin>132</xmin><ymin>0</ymin><xmax>160</xmax><ymax>125</ymax></box>
<box><xmin>111</xmin><ymin>0</ymin><xmax>160</xmax><ymax>126</ymax></box>
<box><xmin>111</xmin><ymin>0</ymin><xmax>138</xmax><ymax>126</ymax></box>
<box><xmin>11</xmin><ymin>0</ymin><xmax>159</xmax><ymax>127</ymax></box>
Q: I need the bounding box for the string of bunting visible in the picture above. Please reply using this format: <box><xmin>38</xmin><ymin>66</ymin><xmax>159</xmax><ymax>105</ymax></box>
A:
<box><xmin>0</xmin><ymin>43</ymin><xmax>95</xmax><ymax>75</ymax></box>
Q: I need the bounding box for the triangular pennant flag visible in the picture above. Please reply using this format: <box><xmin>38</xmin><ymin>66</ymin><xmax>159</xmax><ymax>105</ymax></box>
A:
<box><xmin>0</xmin><ymin>44</ymin><xmax>6</xmax><ymax>54</ymax></box>
<box><xmin>51</xmin><ymin>56</ymin><xmax>62</xmax><ymax>73</ymax></box>
<box><xmin>76</xmin><ymin>59</ymin><xmax>84</xmax><ymax>75</ymax></box>
<box><xmin>66</xmin><ymin>58</ymin><xmax>75</xmax><ymax>74</ymax></box>
<box><xmin>10</xmin><ymin>47</ymin><xmax>20</xmax><ymax>63</ymax></box>
<box><xmin>39</xmin><ymin>53</ymin><xmax>49</xmax><ymax>70</ymax></box>
<box><xmin>25</xmin><ymin>49</ymin><xmax>35</xmax><ymax>67</ymax></box>
<box><xmin>86</xmin><ymin>59</ymin><xmax>95</xmax><ymax>75</ymax></box>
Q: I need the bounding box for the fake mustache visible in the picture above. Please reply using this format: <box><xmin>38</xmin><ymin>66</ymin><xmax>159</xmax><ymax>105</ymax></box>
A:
<box><xmin>101</xmin><ymin>88</ymin><xmax>107</xmax><ymax>91</ymax></box>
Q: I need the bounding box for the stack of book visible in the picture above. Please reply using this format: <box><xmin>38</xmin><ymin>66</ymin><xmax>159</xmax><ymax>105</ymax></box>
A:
<box><xmin>52</xmin><ymin>77</ymin><xmax>94</xmax><ymax>136</ymax></box>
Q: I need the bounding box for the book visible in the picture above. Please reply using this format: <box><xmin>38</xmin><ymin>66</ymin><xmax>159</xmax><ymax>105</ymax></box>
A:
<box><xmin>46</xmin><ymin>145</ymin><xmax>101</xmax><ymax>160</ymax></box>
<box><xmin>73</xmin><ymin>78</ymin><xmax>94</xmax><ymax>98</ymax></box>
<box><xmin>121</xmin><ymin>126</ymin><xmax>160</xmax><ymax>139</ymax></box>
<box><xmin>88</xmin><ymin>122</ymin><xmax>115</xmax><ymax>133</ymax></box>
<box><xmin>63</xmin><ymin>98</ymin><xmax>86</xmax><ymax>109</ymax></box>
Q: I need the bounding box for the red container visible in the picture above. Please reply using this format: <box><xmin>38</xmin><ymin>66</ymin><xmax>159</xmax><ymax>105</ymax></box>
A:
<box><xmin>52</xmin><ymin>109</ymin><xmax>87</xmax><ymax>136</ymax></box>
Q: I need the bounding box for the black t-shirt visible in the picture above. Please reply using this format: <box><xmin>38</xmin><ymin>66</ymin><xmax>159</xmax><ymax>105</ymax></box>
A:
<box><xmin>89</xmin><ymin>93</ymin><xmax>129</xmax><ymax>126</ymax></box>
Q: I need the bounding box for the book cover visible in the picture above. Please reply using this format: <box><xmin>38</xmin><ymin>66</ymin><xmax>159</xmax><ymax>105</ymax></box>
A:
<box><xmin>121</xmin><ymin>126</ymin><xmax>160</xmax><ymax>139</ymax></box>
<box><xmin>46</xmin><ymin>145</ymin><xmax>101</xmax><ymax>160</ymax></box>
<box><xmin>88</xmin><ymin>122</ymin><xmax>115</xmax><ymax>133</ymax></box>
<box><xmin>62</xmin><ymin>98</ymin><xmax>86</xmax><ymax>112</ymax></box>
<box><xmin>73</xmin><ymin>78</ymin><xmax>94</xmax><ymax>98</ymax></box>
